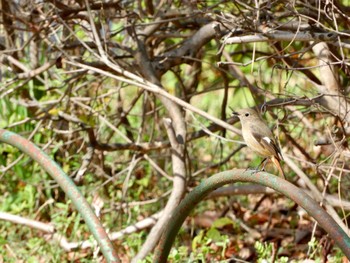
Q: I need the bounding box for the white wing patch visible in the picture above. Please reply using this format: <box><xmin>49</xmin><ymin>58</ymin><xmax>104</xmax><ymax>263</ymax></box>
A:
<box><xmin>262</xmin><ymin>137</ymin><xmax>271</xmax><ymax>144</ymax></box>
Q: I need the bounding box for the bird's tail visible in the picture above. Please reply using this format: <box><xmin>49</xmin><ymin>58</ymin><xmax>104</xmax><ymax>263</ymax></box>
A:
<box><xmin>271</xmin><ymin>156</ymin><xmax>286</xmax><ymax>179</ymax></box>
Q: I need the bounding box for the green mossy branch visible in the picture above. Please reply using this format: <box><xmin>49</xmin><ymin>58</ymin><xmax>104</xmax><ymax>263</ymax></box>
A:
<box><xmin>154</xmin><ymin>169</ymin><xmax>350</xmax><ymax>262</ymax></box>
<box><xmin>0</xmin><ymin>129</ymin><xmax>119</xmax><ymax>263</ymax></box>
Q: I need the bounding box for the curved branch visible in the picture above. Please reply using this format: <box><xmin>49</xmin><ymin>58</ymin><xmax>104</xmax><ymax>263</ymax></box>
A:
<box><xmin>209</xmin><ymin>184</ymin><xmax>350</xmax><ymax>210</ymax></box>
<box><xmin>131</xmin><ymin>33</ymin><xmax>187</xmax><ymax>262</ymax></box>
<box><xmin>312</xmin><ymin>42</ymin><xmax>350</xmax><ymax>123</ymax></box>
<box><xmin>154</xmin><ymin>169</ymin><xmax>350</xmax><ymax>262</ymax></box>
<box><xmin>154</xmin><ymin>22</ymin><xmax>226</xmax><ymax>74</ymax></box>
<box><xmin>0</xmin><ymin>129</ymin><xmax>119</xmax><ymax>263</ymax></box>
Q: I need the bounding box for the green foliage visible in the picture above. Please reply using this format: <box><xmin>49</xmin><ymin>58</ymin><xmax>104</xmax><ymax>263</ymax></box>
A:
<box><xmin>1</xmin><ymin>184</ymin><xmax>37</xmax><ymax>213</ymax></box>
<box><xmin>307</xmin><ymin>237</ymin><xmax>321</xmax><ymax>259</ymax></box>
<box><xmin>189</xmin><ymin>217</ymin><xmax>233</xmax><ymax>260</ymax></box>
<box><xmin>123</xmin><ymin>232</ymin><xmax>147</xmax><ymax>258</ymax></box>
<box><xmin>255</xmin><ymin>241</ymin><xmax>273</xmax><ymax>261</ymax></box>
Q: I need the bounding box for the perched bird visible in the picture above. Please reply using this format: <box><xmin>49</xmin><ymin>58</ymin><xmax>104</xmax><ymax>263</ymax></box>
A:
<box><xmin>232</xmin><ymin>108</ymin><xmax>285</xmax><ymax>179</ymax></box>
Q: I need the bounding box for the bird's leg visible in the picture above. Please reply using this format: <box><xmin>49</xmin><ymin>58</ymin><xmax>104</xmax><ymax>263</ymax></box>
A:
<box><xmin>261</xmin><ymin>158</ymin><xmax>269</xmax><ymax>171</ymax></box>
<box><xmin>244</xmin><ymin>165</ymin><xmax>253</xmax><ymax>172</ymax></box>
<box><xmin>248</xmin><ymin>158</ymin><xmax>267</xmax><ymax>174</ymax></box>
<box><xmin>256</xmin><ymin>158</ymin><xmax>267</xmax><ymax>172</ymax></box>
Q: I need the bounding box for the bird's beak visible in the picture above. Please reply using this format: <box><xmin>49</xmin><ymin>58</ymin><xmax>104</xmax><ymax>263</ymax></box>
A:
<box><xmin>232</xmin><ymin>111</ymin><xmax>239</xmax><ymax>116</ymax></box>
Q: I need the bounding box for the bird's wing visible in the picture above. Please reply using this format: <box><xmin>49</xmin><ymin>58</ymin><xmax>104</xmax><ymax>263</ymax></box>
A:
<box><xmin>252</xmin><ymin>131</ymin><xmax>283</xmax><ymax>161</ymax></box>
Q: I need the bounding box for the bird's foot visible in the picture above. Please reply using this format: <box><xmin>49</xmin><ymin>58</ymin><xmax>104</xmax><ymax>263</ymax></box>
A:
<box><xmin>245</xmin><ymin>167</ymin><xmax>261</xmax><ymax>174</ymax></box>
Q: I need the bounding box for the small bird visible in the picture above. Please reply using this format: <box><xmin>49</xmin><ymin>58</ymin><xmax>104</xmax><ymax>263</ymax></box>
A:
<box><xmin>232</xmin><ymin>108</ymin><xmax>285</xmax><ymax>179</ymax></box>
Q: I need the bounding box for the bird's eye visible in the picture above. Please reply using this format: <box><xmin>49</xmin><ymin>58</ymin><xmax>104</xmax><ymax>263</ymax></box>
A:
<box><xmin>245</xmin><ymin>113</ymin><xmax>250</xmax><ymax>117</ymax></box>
